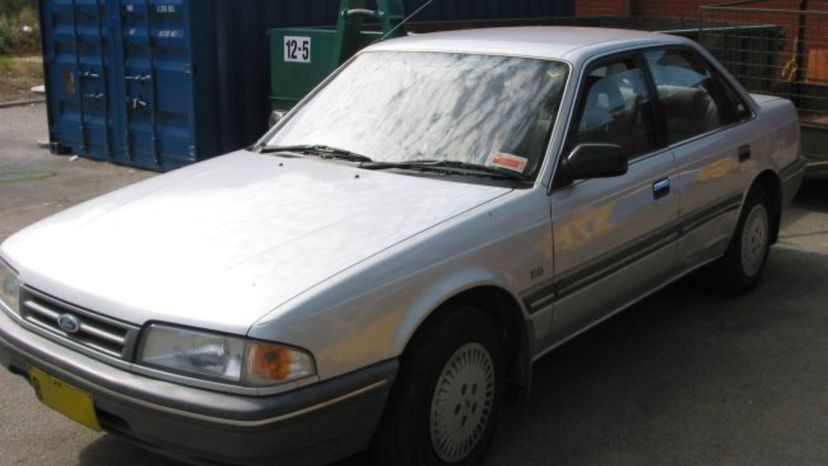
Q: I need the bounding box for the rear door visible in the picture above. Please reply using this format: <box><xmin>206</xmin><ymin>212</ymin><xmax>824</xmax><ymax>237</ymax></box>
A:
<box><xmin>549</xmin><ymin>54</ymin><xmax>680</xmax><ymax>342</ymax></box>
<box><xmin>642</xmin><ymin>47</ymin><xmax>756</xmax><ymax>269</ymax></box>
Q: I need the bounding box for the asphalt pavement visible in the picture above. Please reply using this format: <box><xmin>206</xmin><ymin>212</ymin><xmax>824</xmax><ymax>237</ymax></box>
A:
<box><xmin>1</xmin><ymin>104</ymin><xmax>827</xmax><ymax>466</ymax></box>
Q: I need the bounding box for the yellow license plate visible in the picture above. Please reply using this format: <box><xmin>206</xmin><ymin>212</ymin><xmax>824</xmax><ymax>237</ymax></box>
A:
<box><xmin>29</xmin><ymin>366</ymin><xmax>101</xmax><ymax>431</ymax></box>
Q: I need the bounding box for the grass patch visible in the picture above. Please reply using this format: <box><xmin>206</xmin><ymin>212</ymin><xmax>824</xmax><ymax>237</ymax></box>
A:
<box><xmin>0</xmin><ymin>54</ymin><xmax>43</xmax><ymax>102</ymax></box>
<box><xmin>0</xmin><ymin>4</ymin><xmax>41</xmax><ymax>55</ymax></box>
<box><xmin>0</xmin><ymin>3</ymin><xmax>42</xmax><ymax>102</ymax></box>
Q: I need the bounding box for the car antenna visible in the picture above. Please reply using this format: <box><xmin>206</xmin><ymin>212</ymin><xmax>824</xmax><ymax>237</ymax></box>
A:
<box><xmin>379</xmin><ymin>0</ymin><xmax>440</xmax><ymax>41</ymax></box>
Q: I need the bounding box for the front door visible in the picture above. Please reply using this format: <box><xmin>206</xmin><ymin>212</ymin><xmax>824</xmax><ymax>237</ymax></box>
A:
<box><xmin>549</xmin><ymin>54</ymin><xmax>680</xmax><ymax>343</ymax></box>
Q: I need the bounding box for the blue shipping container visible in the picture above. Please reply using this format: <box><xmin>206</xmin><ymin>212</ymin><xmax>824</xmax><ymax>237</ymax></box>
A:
<box><xmin>38</xmin><ymin>0</ymin><xmax>572</xmax><ymax>171</ymax></box>
<box><xmin>38</xmin><ymin>0</ymin><xmax>338</xmax><ymax>171</ymax></box>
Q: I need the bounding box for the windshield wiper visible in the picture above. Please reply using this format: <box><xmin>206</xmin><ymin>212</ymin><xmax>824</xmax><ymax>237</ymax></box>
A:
<box><xmin>361</xmin><ymin>159</ymin><xmax>530</xmax><ymax>182</ymax></box>
<box><xmin>258</xmin><ymin>148</ymin><xmax>529</xmax><ymax>183</ymax></box>
<box><xmin>258</xmin><ymin>144</ymin><xmax>373</xmax><ymax>163</ymax></box>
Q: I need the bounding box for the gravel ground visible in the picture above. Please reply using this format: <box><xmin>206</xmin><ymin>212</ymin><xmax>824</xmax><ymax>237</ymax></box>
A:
<box><xmin>1</xmin><ymin>103</ymin><xmax>827</xmax><ymax>466</ymax></box>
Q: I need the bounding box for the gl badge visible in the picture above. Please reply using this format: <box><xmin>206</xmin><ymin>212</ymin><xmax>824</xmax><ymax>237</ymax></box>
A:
<box><xmin>57</xmin><ymin>313</ymin><xmax>81</xmax><ymax>334</ymax></box>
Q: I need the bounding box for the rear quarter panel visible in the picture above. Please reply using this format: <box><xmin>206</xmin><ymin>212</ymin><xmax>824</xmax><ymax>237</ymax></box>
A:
<box><xmin>750</xmin><ymin>94</ymin><xmax>801</xmax><ymax>172</ymax></box>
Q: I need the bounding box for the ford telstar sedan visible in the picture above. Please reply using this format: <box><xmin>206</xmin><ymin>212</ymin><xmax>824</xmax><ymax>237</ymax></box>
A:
<box><xmin>0</xmin><ymin>27</ymin><xmax>806</xmax><ymax>466</ymax></box>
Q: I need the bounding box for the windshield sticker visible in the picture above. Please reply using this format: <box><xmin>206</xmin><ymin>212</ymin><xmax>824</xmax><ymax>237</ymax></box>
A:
<box><xmin>488</xmin><ymin>152</ymin><xmax>528</xmax><ymax>173</ymax></box>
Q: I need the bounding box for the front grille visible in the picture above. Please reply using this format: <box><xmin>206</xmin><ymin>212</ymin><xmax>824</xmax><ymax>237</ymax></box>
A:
<box><xmin>19</xmin><ymin>287</ymin><xmax>140</xmax><ymax>360</ymax></box>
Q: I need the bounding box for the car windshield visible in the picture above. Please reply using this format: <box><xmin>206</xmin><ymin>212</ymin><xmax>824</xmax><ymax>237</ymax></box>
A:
<box><xmin>263</xmin><ymin>51</ymin><xmax>569</xmax><ymax>180</ymax></box>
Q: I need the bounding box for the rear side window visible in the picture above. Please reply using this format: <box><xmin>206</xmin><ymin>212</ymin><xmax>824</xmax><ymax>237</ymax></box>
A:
<box><xmin>644</xmin><ymin>49</ymin><xmax>751</xmax><ymax>145</ymax></box>
<box><xmin>568</xmin><ymin>57</ymin><xmax>657</xmax><ymax>159</ymax></box>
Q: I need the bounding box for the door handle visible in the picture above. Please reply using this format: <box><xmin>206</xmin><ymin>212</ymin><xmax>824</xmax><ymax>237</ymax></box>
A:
<box><xmin>738</xmin><ymin>144</ymin><xmax>751</xmax><ymax>162</ymax></box>
<box><xmin>83</xmin><ymin>92</ymin><xmax>104</xmax><ymax>101</ymax></box>
<box><xmin>128</xmin><ymin>97</ymin><xmax>147</xmax><ymax>110</ymax></box>
<box><xmin>653</xmin><ymin>178</ymin><xmax>671</xmax><ymax>199</ymax></box>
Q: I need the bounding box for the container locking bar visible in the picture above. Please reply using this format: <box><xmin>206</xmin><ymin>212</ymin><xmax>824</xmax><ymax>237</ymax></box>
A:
<box><xmin>83</xmin><ymin>93</ymin><xmax>105</xmax><ymax>101</ymax></box>
<box><xmin>125</xmin><ymin>74</ymin><xmax>153</xmax><ymax>82</ymax></box>
<box><xmin>128</xmin><ymin>97</ymin><xmax>148</xmax><ymax>110</ymax></box>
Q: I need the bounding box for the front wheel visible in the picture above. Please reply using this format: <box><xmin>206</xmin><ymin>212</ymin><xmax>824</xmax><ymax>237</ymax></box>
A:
<box><xmin>372</xmin><ymin>306</ymin><xmax>505</xmax><ymax>466</ymax></box>
<box><xmin>711</xmin><ymin>185</ymin><xmax>773</xmax><ymax>294</ymax></box>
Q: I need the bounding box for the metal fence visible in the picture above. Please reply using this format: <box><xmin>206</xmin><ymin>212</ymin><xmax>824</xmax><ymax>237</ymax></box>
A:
<box><xmin>700</xmin><ymin>0</ymin><xmax>828</xmax><ymax>129</ymax></box>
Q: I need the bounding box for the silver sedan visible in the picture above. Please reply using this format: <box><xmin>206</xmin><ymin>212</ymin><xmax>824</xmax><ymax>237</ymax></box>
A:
<box><xmin>0</xmin><ymin>27</ymin><xmax>806</xmax><ymax>466</ymax></box>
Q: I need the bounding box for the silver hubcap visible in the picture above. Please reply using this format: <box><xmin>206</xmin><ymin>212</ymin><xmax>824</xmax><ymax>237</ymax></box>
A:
<box><xmin>429</xmin><ymin>343</ymin><xmax>495</xmax><ymax>463</ymax></box>
<box><xmin>741</xmin><ymin>204</ymin><xmax>769</xmax><ymax>277</ymax></box>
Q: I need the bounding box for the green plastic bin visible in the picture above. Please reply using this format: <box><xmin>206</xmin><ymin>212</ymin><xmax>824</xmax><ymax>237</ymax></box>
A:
<box><xmin>268</xmin><ymin>27</ymin><xmax>382</xmax><ymax>111</ymax></box>
<box><xmin>268</xmin><ymin>0</ymin><xmax>406</xmax><ymax>112</ymax></box>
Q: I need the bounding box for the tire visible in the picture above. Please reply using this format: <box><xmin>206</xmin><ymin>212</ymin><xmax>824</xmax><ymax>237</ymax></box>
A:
<box><xmin>372</xmin><ymin>305</ymin><xmax>506</xmax><ymax>466</ymax></box>
<box><xmin>711</xmin><ymin>185</ymin><xmax>773</xmax><ymax>295</ymax></box>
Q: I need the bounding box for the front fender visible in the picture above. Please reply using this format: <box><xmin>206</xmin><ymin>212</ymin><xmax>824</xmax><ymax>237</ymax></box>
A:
<box><xmin>388</xmin><ymin>266</ymin><xmax>526</xmax><ymax>356</ymax></box>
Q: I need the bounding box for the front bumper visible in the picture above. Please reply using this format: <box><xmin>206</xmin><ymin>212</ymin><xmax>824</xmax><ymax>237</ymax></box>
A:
<box><xmin>0</xmin><ymin>309</ymin><xmax>397</xmax><ymax>466</ymax></box>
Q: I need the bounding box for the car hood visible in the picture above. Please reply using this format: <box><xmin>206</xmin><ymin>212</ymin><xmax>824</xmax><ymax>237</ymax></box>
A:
<box><xmin>2</xmin><ymin>152</ymin><xmax>511</xmax><ymax>335</ymax></box>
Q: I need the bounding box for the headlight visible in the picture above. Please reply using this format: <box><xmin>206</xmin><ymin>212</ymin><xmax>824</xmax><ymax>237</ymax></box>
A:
<box><xmin>0</xmin><ymin>259</ymin><xmax>21</xmax><ymax>315</ymax></box>
<box><xmin>139</xmin><ymin>324</ymin><xmax>316</xmax><ymax>386</ymax></box>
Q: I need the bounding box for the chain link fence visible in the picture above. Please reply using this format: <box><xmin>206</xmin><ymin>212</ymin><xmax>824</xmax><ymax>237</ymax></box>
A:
<box><xmin>700</xmin><ymin>0</ymin><xmax>828</xmax><ymax>162</ymax></box>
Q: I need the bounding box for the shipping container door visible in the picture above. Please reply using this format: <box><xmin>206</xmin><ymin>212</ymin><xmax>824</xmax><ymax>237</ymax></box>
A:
<box><xmin>112</xmin><ymin>0</ymin><xmax>196</xmax><ymax>170</ymax></box>
<box><xmin>43</xmin><ymin>0</ymin><xmax>113</xmax><ymax>159</ymax></box>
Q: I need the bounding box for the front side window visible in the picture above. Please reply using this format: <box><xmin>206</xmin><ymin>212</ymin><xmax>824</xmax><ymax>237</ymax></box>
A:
<box><xmin>265</xmin><ymin>51</ymin><xmax>569</xmax><ymax>180</ymax></box>
<box><xmin>644</xmin><ymin>48</ymin><xmax>751</xmax><ymax>145</ymax></box>
<box><xmin>568</xmin><ymin>57</ymin><xmax>657</xmax><ymax>159</ymax></box>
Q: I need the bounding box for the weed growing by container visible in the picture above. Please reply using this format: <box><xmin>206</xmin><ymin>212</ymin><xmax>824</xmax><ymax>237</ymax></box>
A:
<box><xmin>0</xmin><ymin>0</ymin><xmax>40</xmax><ymax>55</ymax></box>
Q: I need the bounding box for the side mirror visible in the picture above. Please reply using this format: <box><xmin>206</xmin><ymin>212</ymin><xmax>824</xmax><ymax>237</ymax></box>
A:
<box><xmin>268</xmin><ymin>110</ymin><xmax>287</xmax><ymax>128</ymax></box>
<box><xmin>564</xmin><ymin>143</ymin><xmax>628</xmax><ymax>181</ymax></box>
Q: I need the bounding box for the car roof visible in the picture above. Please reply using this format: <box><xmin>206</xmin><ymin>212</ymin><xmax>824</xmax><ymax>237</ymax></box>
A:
<box><xmin>365</xmin><ymin>27</ymin><xmax>690</xmax><ymax>63</ymax></box>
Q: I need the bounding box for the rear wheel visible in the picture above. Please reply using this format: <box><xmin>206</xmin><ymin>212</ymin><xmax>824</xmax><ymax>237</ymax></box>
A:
<box><xmin>372</xmin><ymin>306</ymin><xmax>505</xmax><ymax>466</ymax></box>
<box><xmin>711</xmin><ymin>185</ymin><xmax>773</xmax><ymax>294</ymax></box>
